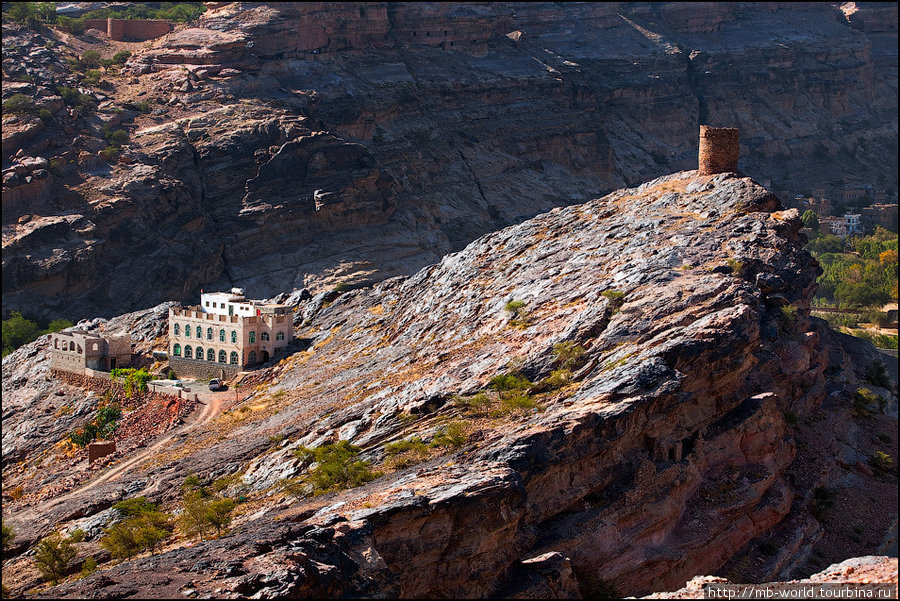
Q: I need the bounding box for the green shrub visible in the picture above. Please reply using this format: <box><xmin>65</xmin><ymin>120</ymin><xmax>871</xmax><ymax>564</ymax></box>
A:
<box><xmin>2</xmin><ymin>311</ymin><xmax>40</xmax><ymax>356</ymax></box>
<box><xmin>540</xmin><ymin>368</ymin><xmax>572</xmax><ymax>391</ymax></box>
<box><xmin>1</xmin><ymin>523</ymin><xmax>13</xmax><ymax>555</ymax></box>
<box><xmin>37</xmin><ymin>108</ymin><xmax>53</xmax><ymax>124</ymax></box>
<box><xmin>453</xmin><ymin>392</ymin><xmax>492</xmax><ymax>415</ymax></box>
<box><xmin>82</xmin><ymin>69</ymin><xmax>102</xmax><ymax>85</ymax></box>
<box><xmin>112</xmin><ymin>496</ymin><xmax>158</xmax><ymax>518</ymax></box>
<box><xmin>56</xmin><ymin>15</ymin><xmax>86</xmax><ymax>34</ymax></box>
<box><xmin>853</xmin><ymin>330</ymin><xmax>899</xmax><ymax>350</ymax></box>
<box><xmin>101</xmin><ymin>146</ymin><xmax>120</xmax><ymax>162</ymax></box>
<box><xmin>865</xmin><ymin>362</ymin><xmax>891</xmax><ymax>389</ymax></box>
<box><xmin>497</xmin><ymin>392</ymin><xmax>539</xmax><ymax>415</ymax></box>
<box><xmin>725</xmin><ymin>258</ymin><xmax>746</xmax><ymax>277</ymax></box>
<box><xmin>489</xmin><ymin>373</ymin><xmax>531</xmax><ymax>392</ymax></box>
<box><xmin>852</xmin><ymin>387</ymin><xmax>881</xmax><ymax>418</ymax></box>
<box><xmin>101</xmin><ymin>509</ymin><xmax>172</xmax><ymax>558</ymax></box>
<box><xmin>80</xmin><ymin>556</ymin><xmax>97</xmax><ymax>578</ymax></box>
<box><xmin>432</xmin><ymin>421</ymin><xmax>467</xmax><ymax>449</ymax></box>
<box><xmin>57</xmin><ymin>86</ymin><xmax>97</xmax><ymax>112</ymax></box>
<box><xmin>112</xmin><ymin>50</ymin><xmax>132</xmax><ymax>64</ymax></box>
<box><xmin>210</xmin><ymin>473</ymin><xmax>241</xmax><ymax>493</ymax></box>
<box><xmin>601</xmin><ymin>289</ymin><xmax>626</xmax><ymax>313</ymax></box>
<box><xmin>553</xmin><ymin>341</ymin><xmax>585</xmax><ymax>369</ymax></box>
<box><xmin>134</xmin><ymin>99</ymin><xmax>153</xmax><ymax>114</ymax></box>
<box><xmin>182</xmin><ymin>473</ymin><xmax>202</xmax><ymax>490</ymax></box>
<box><xmin>384</xmin><ymin>436</ymin><xmax>430</xmax><ymax>468</ymax></box>
<box><xmin>178</xmin><ymin>489</ymin><xmax>234</xmax><ymax>540</ymax></box>
<box><xmin>778</xmin><ymin>304</ymin><xmax>799</xmax><ymax>331</ymax></box>
<box><xmin>4</xmin><ymin>2</ymin><xmax>55</xmax><ymax>29</ymax></box>
<box><xmin>294</xmin><ymin>441</ymin><xmax>381</xmax><ymax>495</ymax></box>
<box><xmin>34</xmin><ymin>531</ymin><xmax>79</xmax><ymax>584</ymax></box>
<box><xmin>79</xmin><ymin>50</ymin><xmax>101</xmax><ymax>70</ymax></box>
<box><xmin>869</xmin><ymin>451</ymin><xmax>894</xmax><ymax>472</ymax></box>
<box><xmin>504</xmin><ymin>300</ymin><xmax>530</xmax><ymax>328</ymax></box>
<box><xmin>2</xmin><ymin>93</ymin><xmax>35</xmax><ymax>115</ymax></box>
<box><xmin>68</xmin><ymin>402</ymin><xmax>120</xmax><ymax>447</ymax></box>
<box><xmin>102</xmin><ymin>124</ymin><xmax>130</xmax><ymax>148</ymax></box>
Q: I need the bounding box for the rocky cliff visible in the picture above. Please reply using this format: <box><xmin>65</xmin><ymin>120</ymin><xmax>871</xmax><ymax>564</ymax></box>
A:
<box><xmin>2</xmin><ymin>170</ymin><xmax>896</xmax><ymax>598</ymax></box>
<box><xmin>2</xmin><ymin>2</ymin><xmax>898</xmax><ymax>320</ymax></box>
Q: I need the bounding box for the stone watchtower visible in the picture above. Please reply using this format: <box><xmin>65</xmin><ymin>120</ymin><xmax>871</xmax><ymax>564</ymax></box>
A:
<box><xmin>698</xmin><ymin>126</ymin><xmax>739</xmax><ymax>175</ymax></box>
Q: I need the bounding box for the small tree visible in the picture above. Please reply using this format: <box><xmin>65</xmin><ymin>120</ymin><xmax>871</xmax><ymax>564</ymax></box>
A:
<box><xmin>294</xmin><ymin>441</ymin><xmax>381</xmax><ymax>495</ymax></box>
<box><xmin>79</xmin><ymin>50</ymin><xmax>101</xmax><ymax>70</ymax></box>
<box><xmin>205</xmin><ymin>498</ymin><xmax>236</xmax><ymax>536</ymax></box>
<box><xmin>80</xmin><ymin>556</ymin><xmax>97</xmax><ymax>578</ymax></box>
<box><xmin>178</xmin><ymin>490</ymin><xmax>211</xmax><ymax>540</ymax></box>
<box><xmin>801</xmin><ymin>209</ymin><xmax>820</xmax><ymax>233</ymax></box>
<box><xmin>1</xmin><ymin>523</ymin><xmax>13</xmax><ymax>556</ymax></box>
<box><xmin>34</xmin><ymin>531</ymin><xmax>79</xmax><ymax>585</ymax></box>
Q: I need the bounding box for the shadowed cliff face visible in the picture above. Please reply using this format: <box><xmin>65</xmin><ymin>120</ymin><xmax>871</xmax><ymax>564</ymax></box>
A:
<box><xmin>3</xmin><ymin>171</ymin><xmax>896</xmax><ymax>598</ymax></box>
<box><xmin>1</xmin><ymin>2</ymin><xmax>897</xmax><ymax>320</ymax></box>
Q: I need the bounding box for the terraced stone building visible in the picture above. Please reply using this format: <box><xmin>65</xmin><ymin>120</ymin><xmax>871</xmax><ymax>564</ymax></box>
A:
<box><xmin>168</xmin><ymin>288</ymin><xmax>292</xmax><ymax>380</ymax></box>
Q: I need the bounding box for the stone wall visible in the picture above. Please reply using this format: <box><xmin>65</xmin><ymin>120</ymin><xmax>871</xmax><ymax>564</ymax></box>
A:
<box><xmin>50</xmin><ymin>368</ymin><xmax>181</xmax><ymax>404</ymax></box>
<box><xmin>169</xmin><ymin>356</ymin><xmax>241</xmax><ymax>381</ymax></box>
<box><xmin>87</xmin><ymin>440</ymin><xmax>116</xmax><ymax>463</ymax></box>
<box><xmin>50</xmin><ymin>349</ymin><xmax>86</xmax><ymax>375</ymax></box>
<box><xmin>698</xmin><ymin>126</ymin><xmax>740</xmax><ymax>175</ymax></box>
<box><xmin>82</xmin><ymin>18</ymin><xmax>172</xmax><ymax>41</ymax></box>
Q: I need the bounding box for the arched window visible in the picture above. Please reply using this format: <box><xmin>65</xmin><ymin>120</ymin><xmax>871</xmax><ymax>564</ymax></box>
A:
<box><xmin>184</xmin><ymin>345</ymin><xmax>193</xmax><ymax>359</ymax></box>
<box><xmin>231</xmin><ymin>331</ymin><xmax>237</xmax><ymax>343</ymax></box>
<box><xmin>207</xmin><ymin>327</ymin><xmax>213</xmax><ymax>340</ymax></box>
<box><xmin>220</xmin><ymin>329</ymin><xmax>225</xmax><ymax>342</ymax></box>
<box><xmin>54</xmin><ymin>338</ymin><xmax>59</xmax><ymax>349</ymax></box>
<box><xmin>276</xmin><ymin>332</ymin><xmax>285</xmax><ymax>341</ymax></box>
<box><xmin>261</xmin><ymin>332</ymin><xmax>269</xmax><ymax>341</ymax></box>
<box><xmin>230</xmin><ymin>351</ymin><xmax>239</xmax><ymax>365</ymax></box>
<box><xmin>185</xmin><ymin>325</ymin><xmax>191</xmax><ymax>338</ymax></box>
<box><xmin>173</xmin><ymin>323</ymin><xmax>180</xmax><ymax>336</ymax></box>
<box><xmin>173</xmin><ymin>344</ymin><xmax>181</xmax><ymax>356</ymax></box>
<box><xmin>248</xmin><ymin>350</ymin><xmax>257</xmax><ymax>364</ymax></box>
<box><xmin>207</xmin><ymin>348</ymin><xmax>215</xmax><ymax>361</ymax></box>
<box><xmin>219</xmin><ymin>349</ymin><xmax>227</xmax><ymax>363</ymax></box>
<box><xmin>196</xmin><ymin>346</ymin><xmax>203</xmax><ymax>360</ymax></box>
<box><xmin>249</xmin><ymin>331</ymin><xmax>256</xmax><ymax>344</ymax></box>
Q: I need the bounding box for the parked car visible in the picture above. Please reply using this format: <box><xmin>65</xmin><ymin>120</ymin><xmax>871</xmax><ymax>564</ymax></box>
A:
<box><xmin>208</xmin><ymin>379</ymin><xmax>224</xmax><ymax>391</ymax></box>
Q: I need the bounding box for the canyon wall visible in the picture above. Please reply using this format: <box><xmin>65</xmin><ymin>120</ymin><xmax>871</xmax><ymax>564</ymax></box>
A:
<box><xmin>1</xmin><ymin>2</ymin><xmax>897</xmax><ymax>320</ymax></box>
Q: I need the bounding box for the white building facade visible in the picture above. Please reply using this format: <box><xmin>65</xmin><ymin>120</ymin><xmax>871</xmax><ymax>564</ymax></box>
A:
<box><xmin>168</xmin><ymin>288</ymin><xmax>292</xmax><ymax>379</ymax></box>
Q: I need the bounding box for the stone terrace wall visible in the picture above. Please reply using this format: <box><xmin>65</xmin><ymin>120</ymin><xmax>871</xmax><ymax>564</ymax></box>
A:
<box><xmin>82</xmin><ymin>18</ymin><xmax>172</xmax><ymax>41</ymax></box>
<box><xmin>169</xmin><ymin>356</ymin><xmax>241</xmax><ymax>381</ymax></box>
<box><xmin>51</xmin><ymin>368</ymin><xmax>182</xmax><ymax>404</ymax></box>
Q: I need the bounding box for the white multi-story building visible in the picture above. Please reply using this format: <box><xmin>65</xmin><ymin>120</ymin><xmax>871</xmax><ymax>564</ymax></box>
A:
<box><xmin>168</xmin><ymin>288</ymin><xmax>292</xmax><ymax>379</ymax></box>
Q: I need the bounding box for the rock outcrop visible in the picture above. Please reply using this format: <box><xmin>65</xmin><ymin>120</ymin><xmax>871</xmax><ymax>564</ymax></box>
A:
<box><xmin>2</xmin><ymin>2</ymin><xmax>897</xmax><ymax>320</ymax></box>
<box><xmin>3</xmin><ymin>171</ymin><xmax>896</xmax><ymax>598</ymax></box>
<box><xmin>644</xmin><ymin>555</ymin><xmax>899</xmax><ymax>599</ymax></box>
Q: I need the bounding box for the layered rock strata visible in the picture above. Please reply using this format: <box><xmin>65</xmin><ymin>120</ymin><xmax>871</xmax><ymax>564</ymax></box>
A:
<box><xmin>2</xmin><ymin>2</ymin><xmax>897</xmax><ymax>320</ymax></box>
<box><xmin>3</xmin><ymin>171</ymin><xmax>896</xmax><ymax>598</ymax></box>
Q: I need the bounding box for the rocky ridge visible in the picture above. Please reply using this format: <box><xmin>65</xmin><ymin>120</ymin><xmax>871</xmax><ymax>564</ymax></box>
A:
<box><xmin>2</xmin><ymin>2</ymin><xmax>898</xmax><ymax>320</ymax></box>
<box><xmin>2</xmin><ymin>170</ymin><xmax>896</xmax><ymax>598</ymax></box>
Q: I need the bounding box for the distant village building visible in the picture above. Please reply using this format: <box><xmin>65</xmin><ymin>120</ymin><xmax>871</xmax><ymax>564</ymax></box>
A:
<box><xmin>50</xmin><ymin>330</ymin><xmax>132</xmax><ymax>375</ymax></box>
<box><xmin>861</xmin><ymin>203</ymin><xmax>899</xmax><ymax>231</ymax></box>
<box><xmin>168</xmin><ymin>288</ymin><xmax>292</xmax><ymax>380</ymax></box>
<box><xmin>822</xmin><ymin>213</ymin><xmax>864</xmax><ymax>238</ymax></box>
<box><xmin>841</xmin><ymin>183</ymin><xmax>875</xmax><ymax>203</ymax></box>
